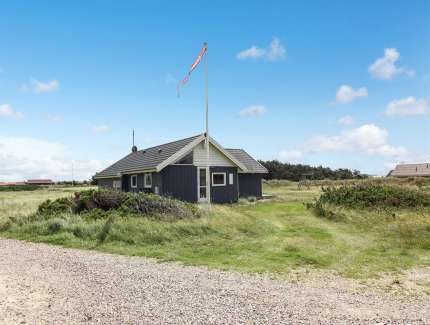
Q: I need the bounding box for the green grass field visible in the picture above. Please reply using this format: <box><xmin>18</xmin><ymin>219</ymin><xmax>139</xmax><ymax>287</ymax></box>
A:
<box><xmin>1</xmin><ymin>181</ymin><xmax>429</xmax><ymax>287</ymax></box>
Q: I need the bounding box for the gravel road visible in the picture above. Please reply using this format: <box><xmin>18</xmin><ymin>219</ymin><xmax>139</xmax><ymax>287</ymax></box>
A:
<box><xmin>0</xmin><ymin>238</ymin><xmax>428</xmax><ymax>324</ymax></box>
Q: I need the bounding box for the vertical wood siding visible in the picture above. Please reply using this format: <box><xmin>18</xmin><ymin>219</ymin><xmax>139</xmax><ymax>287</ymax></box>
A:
<box><xmin>161</xmin><ymin>165</ymin><xmax>198</xmax><ymax>202</ymax></box>
<box><xmin>210</xmin><ymin>167</ymin><xmax>238</xmax><ymax>203</ymax></box>
<box><xmin>238</xmin><ymin>174</ymin><xmax>263</xmax><ymax>198</ymax></box>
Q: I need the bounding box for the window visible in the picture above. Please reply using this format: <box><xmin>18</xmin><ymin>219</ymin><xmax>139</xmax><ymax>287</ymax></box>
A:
<box><xmin>144</xmin><ymin>173</ymin><xmax>152</xmax><ymax>188</ymax></box>
<box><xmin>212</xmin><ymin>172</ymin><xmax>226</xmax><ymax>186</ymax></box>
<box><xmin>175</xmin><ymin>152</ymin><xmax>193</xmax><ymax>164</ymax></box>
<box><xmin>229</xmin><ymin>173</ymin><xmax>234</xmax><ymax>185</ymax></box>
<box><xmin>131</xmin><ymin>175</ymin><xmax>137</xmax><ymax>188</ymax></box>
<box><xmin>113</xmin><ymin>180</ymin><xmax>121</xmax><ymax>189</ymax></box>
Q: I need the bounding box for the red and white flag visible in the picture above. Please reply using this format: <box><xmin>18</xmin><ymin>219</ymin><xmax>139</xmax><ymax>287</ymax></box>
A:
<box><xmin>177</xmin><ymin>43</ymin><xmax>207</xmax><ymax>96</ymax></box>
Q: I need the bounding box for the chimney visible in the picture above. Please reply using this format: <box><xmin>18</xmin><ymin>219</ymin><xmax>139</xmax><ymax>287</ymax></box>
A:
<box><xmin>131</xmin><ymin>129</ymin><xmax>137</xmax><ymax>153</ymax></box>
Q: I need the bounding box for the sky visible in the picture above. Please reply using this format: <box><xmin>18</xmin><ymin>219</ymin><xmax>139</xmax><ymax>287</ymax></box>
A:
<box><xmin>1</xmin><ymin>0</ymin><xmax>429</xmax><ymax>181</ymax></box>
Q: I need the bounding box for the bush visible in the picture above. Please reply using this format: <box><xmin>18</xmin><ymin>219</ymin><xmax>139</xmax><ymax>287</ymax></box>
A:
<box><xmin>122</xmin><ymin>193</ymin><xmax>197</xmax><ymax>219</ymax></box>
<box><xmin>35</xmin><ymin>189</ymin><xmax>199</xmax><ymax>220</ymax></box>
<box><xmin>316</xmin><ymin>183</ymin><xmax>430</xmax><ymax>209</ymax></box>
<box><xmin>37</xmin><ymin>197</ymin><xmax>72</xmax><ymax>215</ymax></box>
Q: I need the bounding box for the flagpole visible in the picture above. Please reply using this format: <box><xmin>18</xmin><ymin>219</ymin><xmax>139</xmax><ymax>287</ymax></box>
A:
<box><xmin>204</xmin><ymin>42</ymin><xmax>211</xmax><ymax>206</ymax></box>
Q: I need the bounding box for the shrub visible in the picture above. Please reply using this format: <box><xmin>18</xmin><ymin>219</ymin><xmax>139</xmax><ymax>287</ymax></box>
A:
<box><xmin>36</xmin><ymin>189</ymin><xmax>199</xmax><ymax>220</ymax></box>
<box><xmin>122</xmin><ymin>193</ymin><xmax>197</xmax><ymax>219</ymax></box>
<box><xmin>318</xmin><ymin>183</ymin><xmax>430</xmax><ymax>209</ymax></box>
<box><xmin>83</xmin><ymin>208</ymin><xmax>111</xmax><ymax>220</ymax></box>
<box><xmin>72</xmin><ymin>189</ymin><xmax>127</xmax><ymax>213</ymax></box>
<box><xmin>37</xmin><ymin>197</ymin><xmax>72</xmax><ymax>215</ymax></box>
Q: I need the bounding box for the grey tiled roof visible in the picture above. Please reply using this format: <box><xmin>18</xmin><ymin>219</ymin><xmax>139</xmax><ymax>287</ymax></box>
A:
<box><xmin>95</xmin><ymin>135</ymin><xmax>201</xmax><ymax>178</ymax></box>
<box><xmin>389</xmin><ymin>163</ymin><xmax>430</xmax><ymax>177</ymax></box>
<box><xmin>94</xmin><ymin>134</ymin><xmax>267</xmax><ymax>178</ymax></box>
<box><xmin>226</xmin><ymin>149</ymin><xmax>268</xmax><ymax>174</ymax></box>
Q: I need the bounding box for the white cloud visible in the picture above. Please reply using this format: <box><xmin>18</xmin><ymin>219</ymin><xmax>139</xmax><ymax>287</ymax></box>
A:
<box><xmin>338</xmin><ymin>115</ymin><xmax>355</xmax><ymax>125</ymax></box>
<box><xmin>0</xmin><ymin>104</ymin><xmax>24</xmax><ymax>119</ymax></box>
<box><xmin>237</xmin><ymin>46</ymin><xmax>266</xmax><ymax>60</ymax></box>
<box><xmin>91</xmin><ymin>125</ymin><xmax>110</xmax><ymax>134</ymax></box>
<box><xmin>239</xmin><ymin>105</ymin><xmax>267</xmax><ymax>117</ymax></box>
<box><xmin>278</xmin><ymin>124</ymin><xmax>408</xmax><ymax>162</ymax></box>
<box><xmin>237</xmin><ymin>37</ymin><xmax>287</xmax><ymax>62</ymax></box>
<box><xmin>278</xmin><ymin>149</ymin><xmax>303</xmax><ymax>162</ymax></box>
<box><xmin>22</xmin><ymin>79</ymin><xmax>60</xmax><ymax>94</ymax></box>
<box><xmin>385</xmin><ymin>96</ymin><xmax>428</xmax><ymax>116</ymax></box>
<box><xmin>368</xmin><ymin>48</ymin><xmax>415</xmax><ymax>80</ymax></box>
<box><xmin>335</xmin><ymin>85</ymin><xmax>368</xmax><ymax>104</ymax></box>
<box><xmin>0</xmin><ymin>136</ymin><xmax>107</xmax><ymax>181</ymax></box>
<box><xmin>33</xmin><ymin>79</ymin><xmax>59</xmax><ymax>93</ymax></box>
<box><xmin>46</xmin><ymin>114</ymin><xmax>64</xmax><ymax>123</ymax></box>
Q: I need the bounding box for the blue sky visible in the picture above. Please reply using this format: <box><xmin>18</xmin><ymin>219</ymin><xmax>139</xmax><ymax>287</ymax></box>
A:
<box><xmin>1</xmin><ymin>1</ymin><xmax>429</xmax><ymax>180</ymax></box>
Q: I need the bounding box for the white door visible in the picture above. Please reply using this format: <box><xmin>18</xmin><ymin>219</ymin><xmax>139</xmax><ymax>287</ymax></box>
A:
<box><xmin>198</xmin><ymin>167</ymin><xmax>208</xmax><ymax>202</ymax></box>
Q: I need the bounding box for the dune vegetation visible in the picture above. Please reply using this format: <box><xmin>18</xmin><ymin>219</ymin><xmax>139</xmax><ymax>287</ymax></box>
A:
<box><xmin>0</xmin><ymin>179</ymin><xmax>429</xmax><ymax>285</ymax></box>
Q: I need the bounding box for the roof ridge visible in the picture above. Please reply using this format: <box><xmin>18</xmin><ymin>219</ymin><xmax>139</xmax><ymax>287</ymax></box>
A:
<box><xmin>138</xmin><ymin>133</ymin><xmax>203</xmax><ymax>153</ymax></box>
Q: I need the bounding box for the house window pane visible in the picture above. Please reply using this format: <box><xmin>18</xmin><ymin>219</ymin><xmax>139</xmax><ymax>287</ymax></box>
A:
<box><xmin>229</xmin><ymin>173</ymin><xmax>234</xmax><ymax>185</ymax></box>
<box><xmin>199</xmin><ymin>187</ymin><xmax>207</xmax><ymax>199</ymax></box>
<box><xmin>212</xmin><ymin>173</ymin><xmax>226</xmax><ymax>186</ymax></box>
<box><xmin>131</xmin><ymin>175</ymin><xmax>137</xmax><ymax>188</ymax></box>
<box><xmin>144</xmin><ymin>173</ymin><xmax>152</xmax><ymax>188</ymax></box>
<box><xmin>176</xmin><ymin>152</ymin><xmax>193</xmax><ymax>164</ymax></box>
<box><xmin>199</xmin><ymin>168</ymin><xmax>206</xmax><ymax>186</ymax></box>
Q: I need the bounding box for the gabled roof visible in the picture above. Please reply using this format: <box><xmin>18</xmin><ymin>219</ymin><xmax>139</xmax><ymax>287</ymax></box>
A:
<box><xmin>94</xmin><ymin>134</ymin><xmax>266</xmax><ymax>179</ymax></box>
<box><xmin>389</xmin><ymin>163</ymin><xmax>430</xmax><ymax>177</ymax></box>
<box><xmin>95</xmin><ymin>135</ymin><xmax>201</xmax><ymax>178</ymax></box>
<box><xmin>226</xmin><ymin>149</ymin><xmax>268</xmax><ymax>174</ymax></box>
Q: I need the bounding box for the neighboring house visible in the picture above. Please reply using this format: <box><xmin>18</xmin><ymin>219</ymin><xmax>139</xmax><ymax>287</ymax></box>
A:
<box><xmin>26</xmin><ymin>179</ymin><xmax>54</xmax><ymax>185</ymax></box>
<box><xmin>93</xmin><ymin>133</ymin><xmax>267</xmax><ymax>203</ymax></box>
<box><xmin>388</xmin><ymin>163</ymin><xmax>430</xmax><ymax>177</ymax></box>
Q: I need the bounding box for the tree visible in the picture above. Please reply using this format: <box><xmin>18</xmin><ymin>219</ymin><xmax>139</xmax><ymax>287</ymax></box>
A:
<box><xmin>259</xmin><ymin>160</ymin><xmax>366</xmax><ymax>181</ymax></box>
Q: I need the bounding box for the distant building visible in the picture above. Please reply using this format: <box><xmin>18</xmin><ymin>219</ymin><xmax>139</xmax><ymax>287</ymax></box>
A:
<box><xmin>388</xmin><ymin>163</ymin><xmax>430</xmax><ymax>177</ymax></box>
<box><xmin>0</xmin><ymin>182</ymin><xmax>26</xmax><ymax>186</ymax></box>
<box><xmin>26</xmin><ymin>179</ymin><xmax>54</xmax><ymax>185</ymax></box>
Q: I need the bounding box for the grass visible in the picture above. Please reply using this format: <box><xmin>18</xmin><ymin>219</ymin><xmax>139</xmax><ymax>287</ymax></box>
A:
<box><xmin>0</xmin><ymin>181</ymin><xmax>429</xmax><ymax>283</ymax></box>
<box><xmin>0</xmin><ymin>186</ymin><xmax>95</xmax><ymax>222</ymax></box>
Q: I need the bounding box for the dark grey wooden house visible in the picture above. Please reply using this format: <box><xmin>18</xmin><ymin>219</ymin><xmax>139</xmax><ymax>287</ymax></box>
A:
<box><xmin>93</xmin><ymin>133</ymin><xmax>267</xmax><ymax>203</ymax></box>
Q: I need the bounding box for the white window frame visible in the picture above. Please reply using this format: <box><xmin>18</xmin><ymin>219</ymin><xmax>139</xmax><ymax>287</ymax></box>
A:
<box><xmin>229</xmin><ymin>173</ymin><xmax>234</xmax><ymax>185</ymax></box>
<box><xmin>130</xmin><ymin>175</ymin><xmax>137</xmax><ymax>188</ymax></box>
<box><xmin>212</xmin><ymin>172</ymin><xmax>226</xmax><ymax>186</ymax></box>
<box><xmin>144</xmin><ymin>173</ymin><xmax>152</xmax><ymax>189</ymax></box>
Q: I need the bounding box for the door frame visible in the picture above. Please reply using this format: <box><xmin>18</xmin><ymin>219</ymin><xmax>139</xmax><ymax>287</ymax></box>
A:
<box><xmin>197</xmin><ymin>167</ymin><xmax>209</xmax><ymax>203</ymax></box>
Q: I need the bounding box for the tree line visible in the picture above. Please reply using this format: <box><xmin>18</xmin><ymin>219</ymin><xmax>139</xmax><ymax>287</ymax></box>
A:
<box><xmin>259</xmin><ymin>160</ymin><xmax>366</xmax><ymax>181</ymax></box>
